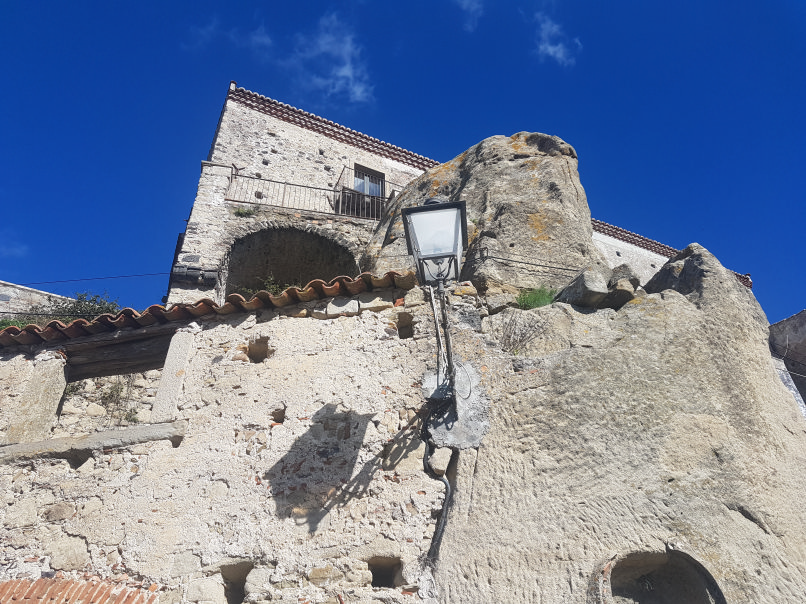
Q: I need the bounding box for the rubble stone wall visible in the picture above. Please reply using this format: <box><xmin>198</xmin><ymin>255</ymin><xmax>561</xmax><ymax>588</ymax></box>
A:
<box><xmin>0</xmin><ymin>287</ymin><xmax>464</xmax><ymax>603</ymax></box>
<box><xmin>168</xmin><ymin>97</ymin><xmax>425</xmax><ymax>305</ymax></box>
<box><xmin>0</xmin><ymin>281</ymin><xmax>73</xmax><ymax>318</ymax></box>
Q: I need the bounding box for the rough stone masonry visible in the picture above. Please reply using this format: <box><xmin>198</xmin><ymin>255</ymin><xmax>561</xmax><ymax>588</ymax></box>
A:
<box><xmin>2</xmin><ymin>132</ymin><xmax>806</xmax><ymax>604</ymax></box>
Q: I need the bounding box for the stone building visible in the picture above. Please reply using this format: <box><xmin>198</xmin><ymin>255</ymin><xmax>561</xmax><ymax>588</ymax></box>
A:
<box><xmin>0</xmin><ymin>83</ymin><xmax>803</xmax><ymax>604</ymax></box>
<box><xmin>168</xmin><ymin>82</ymin><xmax>746</xmax><ymax>307</ymax></box>
<box><xmin>0</xmin><ymin>281</ymin><xmax>73</xmax><ymax>320</ymax></box>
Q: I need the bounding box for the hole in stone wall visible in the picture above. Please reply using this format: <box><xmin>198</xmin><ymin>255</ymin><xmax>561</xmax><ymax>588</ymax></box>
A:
<box><xmin>396</xmin><ymin>312</ymin><xmax>414</xmax><ymax>339</ymax></box>
<box><xmin>608</xmin><ymin>550</ymin><xmax>726</xmax><ymax>604</ymax></box>
<box><xmin>271</xmin><ymin>406</ymin><xmax>286</xmax><ymax>424</ymax></box>
<box><xmin>367</xmin><ymin>556</ymin><xmax>402</xmax><ymax>588</ymax></box>
<box><xmin>220</xmin><ymin>560</ymin><xmax>254</xmax><ymax>604</ymax></box>
<box><xmin>254</xmin><ymin>191</ymin><xmax>263</xmax><ymax>199</ymax></box>
<box><xmin>247</xmin><ymin>337</ymin><xmax>274</xmax><ymax>363</ymax></box>
<box><xmin>226</xmin><ymin>227</ymin><xmax>359</xmax><ymax>296</ymax></box>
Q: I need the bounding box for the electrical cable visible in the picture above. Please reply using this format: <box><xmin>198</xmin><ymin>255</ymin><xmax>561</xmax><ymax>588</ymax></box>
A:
<box><xmin>21</xmin><ymin>273</ymin><xmax>168</xmax><ymax>286</ymax></box>
<box><xmin>454</xmin><ymin>360</ymin><xmax>473</xmax><ymax>400</ymax></box>
<box><xmin>419</xmin><ymin>280</ymin><xmax>459</xmax><ymax>563</ymax></box>
<box><xmin>1</xmin><ymin>311</ymin><xmax>107</xmax><ymax>318</ymax></box>
<box><xmin>421</xmin><ymin>403</ymin><xmax>452</xmax><ymax>564</ymax></box>
<box><xmin>427</xmin><ymin>284</ymin><xmax>448</xmax><ymax>387</ymax></box>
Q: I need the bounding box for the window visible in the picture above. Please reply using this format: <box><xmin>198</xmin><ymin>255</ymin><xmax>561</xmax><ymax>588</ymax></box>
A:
<box><xmin>338</xmin><ymin>164</ymin><xmax>387</xmax><ymax>219</ymax></box>
<box><xmin>353</xmin><ymin>165</ymin><xmax>385</xmax><ymax>198</ymax></box>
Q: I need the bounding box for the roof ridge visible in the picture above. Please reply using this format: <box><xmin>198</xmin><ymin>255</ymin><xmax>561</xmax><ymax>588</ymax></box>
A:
<box><xmin>228</xmin><ymin>86</ymin><xmax>440</xmax><ymax>171</ymax></box>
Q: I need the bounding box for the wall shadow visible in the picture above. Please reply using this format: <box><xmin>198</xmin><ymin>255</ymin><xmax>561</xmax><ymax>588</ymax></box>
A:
<box><xmin>263</xmin><ymin>403</ymin><xmax>423</xmax><ymax>533</ymax></box>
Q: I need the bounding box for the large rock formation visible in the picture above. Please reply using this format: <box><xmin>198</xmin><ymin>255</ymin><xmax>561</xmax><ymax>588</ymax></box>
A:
<box><xmin>435</xmin><ymin>244</ymin><xmax>806</xmax><ymax>602</ymax></box>
<box><xmin>365</xmin><ymin>133</ymin><xmax>608</xmax><ymax>291</ymax></box>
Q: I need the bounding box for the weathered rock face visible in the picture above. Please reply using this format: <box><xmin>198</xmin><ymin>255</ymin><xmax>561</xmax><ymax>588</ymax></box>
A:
<box><xmin>365</xmin><ymin>132</ymin><xmax>608</xmax><ymax>291</ymax></box>
<box><xmin>435</xmin><ymin>245</ymin><xmax>806</xmax><ymax>603</ymax></box>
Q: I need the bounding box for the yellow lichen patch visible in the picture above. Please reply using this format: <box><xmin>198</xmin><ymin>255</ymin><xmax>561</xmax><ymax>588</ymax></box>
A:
<box><xmin>468</xmin><ymin>224</ymin><xmax>480</xmax><ymax>245</ymax></box>
<box><xmin>509</xmin><ymin>137</ymin><xmax>530</xmax><ymax>155</ymax></box>
<box><xmin>528</xmin><ymin>213</ymin><xmax>552</xmax><ymax>242</ymax></box>
<box><xmin>423</xmin><ymin>158</ymin><xmax>461</xmax><ymax>196</ymax></box>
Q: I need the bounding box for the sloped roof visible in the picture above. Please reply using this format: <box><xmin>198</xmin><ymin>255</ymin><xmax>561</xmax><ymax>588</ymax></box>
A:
<box><xmin>0</xmin><ymin>272</ymin><xmax>416</xmax><ymax>349</ymax></box>
<box><xmin>227</xmin><ymin>84</ymin><xmax>439</xmax><ymax>171</ymax></box>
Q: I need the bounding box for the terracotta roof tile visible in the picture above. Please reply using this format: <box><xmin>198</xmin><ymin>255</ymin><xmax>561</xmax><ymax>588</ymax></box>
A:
<box><xmin>0</xmin><ymin>578</ymin><xmax>157</xmax><ymax>604</ymax></box>
<box><xmin>0</xmin><ymin>271</ymin><xmax>415</xmax><ymax>349</ymax></box>
<box><xmin>228</xmin><ymin>86</ymin><xmax>439</xmax><ymax>171</ymax></box>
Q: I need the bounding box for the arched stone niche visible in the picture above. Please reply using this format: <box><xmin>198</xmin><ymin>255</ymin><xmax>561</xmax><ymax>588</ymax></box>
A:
<box><xmin>225</xmin><ymin>227</ymin><xmax>360</xmax><ymax>295</ymax></box>
<box><xmin>588</xmin><ymin>549</ymin><xmax>726</xmax><ymax>604</ymax></box>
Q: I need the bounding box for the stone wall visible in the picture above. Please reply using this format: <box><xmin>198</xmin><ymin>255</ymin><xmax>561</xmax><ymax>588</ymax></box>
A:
<box><xmin>0</xmin><ymin>281</ymin><xmax>73</xmax><ymax>319</ymax></box>
<box><xmin>52</xmin><ymin>371</ymin><xmax>162</xmax><ymax>438</ymax></box>
<box><xmin>3</xmin><ymin>249</ymin><xmax>806</xmax><ymax>602</ymax></box>
<box><xmin>770</xmin><ymin>309</ymin><xmax>806</xmax><ymax>401</ymax></box>
<box><xmin>209</xmin><ymin>94</ymin><xmax>424</xmax><ymax>192</ymax></box>
<box><xmin>591</xmin><ymin>231</ymin><xmax>669</xmax><ymax>285</ymax></box>
<box><xmin>167</xmin><ymin>88</ymin><xmax>425</xmax><ymax>306</ymax></box>
<box><xmin>0</xmin><ymin>286</ymin><xmax>463</xmax><ymax>603</ymax></box>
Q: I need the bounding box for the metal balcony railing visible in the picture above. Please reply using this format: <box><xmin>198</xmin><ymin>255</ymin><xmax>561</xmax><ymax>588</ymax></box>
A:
<box><xmin>224</xmin><ymin>167</ymin><xmax>406</xmax><ymax>221</ymax></box>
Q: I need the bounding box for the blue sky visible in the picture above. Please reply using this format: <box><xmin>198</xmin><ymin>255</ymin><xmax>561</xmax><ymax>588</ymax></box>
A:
<box><xmin>1</xmin><ymin>1</ymin><xmax>804</xmax><ymax>323</ymax></box>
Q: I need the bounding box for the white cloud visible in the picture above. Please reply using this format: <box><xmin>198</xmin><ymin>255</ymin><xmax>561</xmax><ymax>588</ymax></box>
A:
<box><xmin>229</xmin><ymin>24</ymin><xmax>273</xmax><ymax>57</ymax></box>
<box><xmin>289</xmin><ymin>14</ymin><xmax>374</xmax><ymax>104</ymax></box>
<box><xmin>246</xmin><ymin>25</ymin><xmax>273</xmax><ymax>53</ymax></box>
<box><xmin>535</xmin><ymin>12</ymin><xmax>581</xmax><ymax>67</ymax></box>
<box><xmin>182</xmin><ymin>18</ymin><xmax>220</xmax><ymax>51</ymax></box>
<box><xmin>453</xmin><ymin>0</ymin><xmax>483</xmax><ymax>32</ymax></box>
<box><xmin>0</xmin><ymin>232</ymin><xmax>28</xmax><ymax>259</ymax></box>
<box><xmin>183</xmin><ymin>20</ymin><xmax>272</xmax><ymax>59</ymax></box>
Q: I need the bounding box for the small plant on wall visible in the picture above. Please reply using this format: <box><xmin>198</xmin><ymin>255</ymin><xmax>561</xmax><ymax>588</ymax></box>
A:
<box><xmin>516</xmin><ymin>286</ymin><xmax>556</xmax><ymax>310</ymax></box>
<box><xmin>234</xmin><ymin>275</ymin><xmax>302</xmax><ymax>298</ymax></box>
<box><xmin>234</xmin><ymin>206</ymin><xmax>258</xmax><ymax>218</ymax></box>
<box><xmin>98</xmin><ymin>374</ymin><xmax>139</xmax><ymax>425</ymax></box>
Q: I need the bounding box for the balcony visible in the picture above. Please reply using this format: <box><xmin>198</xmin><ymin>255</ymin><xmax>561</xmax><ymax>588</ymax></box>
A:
<box><xmin>224</xmin><ymin>166</ymin><xmax>404</xmax><ymax>221</ymax></box>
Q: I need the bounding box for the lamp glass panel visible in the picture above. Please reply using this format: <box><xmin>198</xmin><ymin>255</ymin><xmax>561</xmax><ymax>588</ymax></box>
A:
<box><xmin>409</xmin><ymin>208</ymin><xmax>461</xmax><ymax>257</ymax></box>
<box><xmin>421</xmin><ymin>257</ymin><xmax>458</xmax><ymax>283</ymax></box>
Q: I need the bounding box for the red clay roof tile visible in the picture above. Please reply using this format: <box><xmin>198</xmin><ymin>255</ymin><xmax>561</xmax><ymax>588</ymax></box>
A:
<box><xmin>0</xmin><ymin>271</ymin><xmax>414</xmax><ymax>349</ymax></box>
<box><xmin>228</xmin><ymin>86</ymin><xmax>439</xmax><ymax>172</ymax></box>
<box><xmin>0</xmin><ymin>579</ymin><xmax>157</xmax><ymax>604</ymax></box>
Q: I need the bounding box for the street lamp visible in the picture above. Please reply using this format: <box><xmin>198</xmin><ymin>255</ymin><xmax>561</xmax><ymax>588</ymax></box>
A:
<box><xmin>401</xmin><ymin>199</ymin><xmax>468</xmax><ymax>287</ymax></box>
<box><xmin>401</xmin><ymin>197</ymin><xmax>468</xmax><ymax>562</ymax></box>
<box><xmin>401</xmin><ymin>198</ymin><xmax>468</xmax><ymax>403</ymax></box>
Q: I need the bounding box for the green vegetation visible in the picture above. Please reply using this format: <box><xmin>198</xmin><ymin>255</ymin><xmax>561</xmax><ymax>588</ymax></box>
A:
<box><xmin>99</xmin><ymin>381</ymin><xmax>125</xmax><ymax>408</ymax></box>
<box><xmin>234</xmin><ymin>206</ymin><xmax>258</xmax><ymax>218</ymax></box>
<box><xmin>0</xmin><ymin>317</ymin><xmax>27</xmax><ymax>329</ymax></box>
<box><xmin>0</xmin><ymin>291</ymin><xmax>120</xmax><ymax>329</ymax></box>
<box><xmin>235</xmin><ymin>275</ymin><xmax>302</xmax><ymax>298</ymax></box>
<box><xmin>516</xmin><ymin>286</ymin><xmax>556</xmax><ymax>310</ymax></box>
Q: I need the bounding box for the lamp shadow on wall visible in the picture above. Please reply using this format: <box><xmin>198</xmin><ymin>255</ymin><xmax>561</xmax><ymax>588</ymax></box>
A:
<box><xmin>263</xmin><ymin>403</ymin><xmax>423</xmax><ymax>534</ymax></box>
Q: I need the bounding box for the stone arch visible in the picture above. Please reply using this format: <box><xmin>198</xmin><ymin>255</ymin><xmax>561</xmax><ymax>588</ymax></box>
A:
<box><xmin>224</xmin><ymin>226</ymin><xmax>360</xmax><ymax>296</ymax></box>
<box><xmin>589</xmin><ymin>549</ymin><xmax>726</xmax><ymax>604</ymax></box>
